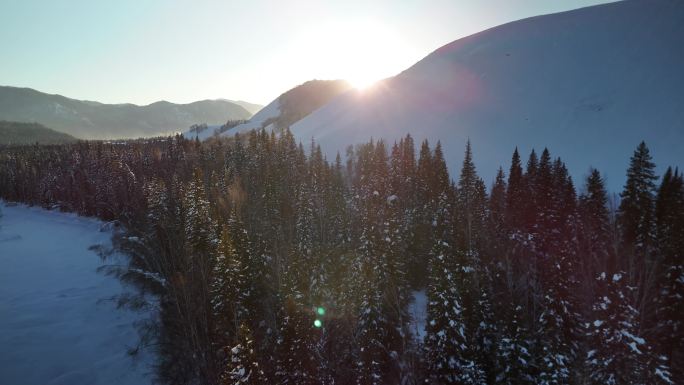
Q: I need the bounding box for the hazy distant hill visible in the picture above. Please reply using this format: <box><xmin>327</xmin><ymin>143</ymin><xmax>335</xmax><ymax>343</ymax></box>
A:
<box><xmin>291</xmin><ymin>0</ymin><xmax>684</xmax><ymax>191</ymax></box>
<box><xmin>0</xmin><ymin>86</ymin><xmax>254</xmax><ymax>140</ymax></box>
<box><xmin>0</xmin><ymin>121</ymin><xmax>76</xmax><ymax>145</ymax></box>
<box><xmin>224</xmin><ymin>100</ymin><xmax>264</xmax><ymax>115</ymax></box>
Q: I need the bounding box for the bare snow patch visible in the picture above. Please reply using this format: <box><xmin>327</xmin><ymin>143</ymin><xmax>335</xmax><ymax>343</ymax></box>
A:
<box><xmin>0</xmin><ymin>202</ymin><xmax>154</xmax><ymax>385</ymax></box>
<box><xmin>408</xmin><ymin>290</ymin><xmax>427</xmax><ymax>342</ymax></box>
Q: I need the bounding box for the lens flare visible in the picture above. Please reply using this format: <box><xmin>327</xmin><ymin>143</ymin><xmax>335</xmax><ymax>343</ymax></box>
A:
<box><xmin>314</xmin><ymin>319</ymin><xmax>322</xmax><ymax>328</ymax></box>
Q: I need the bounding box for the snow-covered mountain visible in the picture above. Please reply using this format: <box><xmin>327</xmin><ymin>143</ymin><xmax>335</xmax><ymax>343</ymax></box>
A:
<box><xmin>209</xmin><ymin>80</ymin><xmax>351</xmax><ymax>137</ymax></box>
<box><xmin>291</xmin><ymin>0</ymin><xmax>684</xmax><ymax>191</ymax></box>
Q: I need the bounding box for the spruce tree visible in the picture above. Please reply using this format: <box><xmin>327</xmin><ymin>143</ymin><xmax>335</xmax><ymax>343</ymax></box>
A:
<box><xmin>653</xmin><ymin>167</ymin><xmax>684</xmax><ymax>378</ymax></box>
<box><xmin>456</xmin><ymin>140</ymin><xmax>488</xmax><ymax>256</ymax></box>
<box><xmin>455</xmin><ymin>140</ymin><xmax>494</xmax><ymax>380</ymax></box>
<box><xmin>505</xmin><ymin>148</ymin><xmax>525</xmax><ymax>232</ymax></box>
<box><xmin>223</xmin><ymin>323</ymin><xmax>268</xmax><ymax>385</ymax></box>
<box><xmin>275</xmin><ymin>252</ymin><xmax>320</xmax><ymax>385</ymax></box>
<box><xmin>579</xmin><ymin>169</ymin><xmax>613</xmax><ymax>274</ymax></box>
<box><xmin>409</xmin><ymin>139</ymin><xmax>435</xmax><ymax>287</ymax></box>
<box><xmin>211</xmin><ymin>223</ymin><xmax>247</xmax><ymax>361</ymax></box>
<box><xmin>618</xmin><ymin>141</ymin><xmax>658</xmax><ymax>278</ymax></box>
<box><xmin>424</xmin><ymin>144</ymin><xmax>485</xmax><ymax>384</ymax></box>
<box><xmin>586</xmin><ymin>271</ymin><xmax>671</xmax><ymax>385</ymax></box>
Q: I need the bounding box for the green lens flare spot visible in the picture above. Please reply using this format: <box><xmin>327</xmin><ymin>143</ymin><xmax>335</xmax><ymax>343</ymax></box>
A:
<box><xmin>316</xmin><ymin>307</ymin><xmax>326</xmax><ymax>316</ymax></box>
<box><xmin>314</xmin><ymin>319</ymin><xmax>322</xmax><ymax>328</ymax></box>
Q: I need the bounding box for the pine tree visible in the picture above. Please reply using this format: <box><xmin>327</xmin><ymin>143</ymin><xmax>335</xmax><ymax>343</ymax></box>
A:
<box><xmin>184</xmin><ymin>170</ymin><xmax>214</xmax><ymax>252</ymax></box>
<box><xmin>618</xmin><ymin>141</ymin><xmax>658</xmax><ymax>278</ymax></box>
<box><xmin>529</xmin><ymin>151</ymin><xmax>581</xmax><ymax>385</ymax></box>
<box><xmin>182</xmin><ymin>169</ymin><xmax>219</xmax><ymax>383</ymax></box>
<box><xmin>585</xmin><ymin>271</ymin><xmax>670</xmax><ymax>385</ymax></box>
<box><xmin>494</xmin><ymin>302</ymin><xmax>532</xmax><ymax>385</ymax></box>
<box><xmin>424</xmin><ymin>145</ymin><xmax>485</xmax><ymax>384</ymax></box>
<box><xmin>579</xmin><ymin>169</ymin><xmax>614</xmax><ymax>275</ymax></box>
<box><xmin>489</xmin><ymin>167</ymin><xmax>507</xmax><ymax>240</ymax></box>
<box><xmin>409</xmin><ymin>139</ymin><xmax>435</xmax><ymax>287</ymax></box>
<box><xmin>275</xmin><ymin>253</ymin><xmax>320</xmax><ymax>385</ymax></box>
<box><xmin>490</xmin><ymin>165</ymin><xmax>534</xmax><ymax>383</ymax></box>
<box><xmin>222</xmin><ymin>323</ymin><xmax>268</xmax><ymax>384</ymax></box>
<box><xmin>505</xmin><ymin>148</ymin><xmax>525</xmax><ymax>233</ymax></box>
<box><xmin>653</xmin><ymin>167</ymin><xmax>684</xmax><ymax>378</ymax></box>
<box><xmin>523</xmin><ymin>149</ymin><xmax>539</xmax><ymax>232</ymax></box>
<box><xmin>456</xmin><ymin>140</ymin><xmax>488</xmax><ymax>256</ymax></box>
<box><xmin>383</xmin><ymin>188</ymin><xmax>412</xmax><ymax>382</ymax></box>
<box><xmin>211</xmin><ymin>223</ymin><xmax>247</xmax><ymax>357</ymax></box>
<box><xmin>455</xmin><ymin>140</ymin><xmax>494</xmax><ymax>380</ymax></box>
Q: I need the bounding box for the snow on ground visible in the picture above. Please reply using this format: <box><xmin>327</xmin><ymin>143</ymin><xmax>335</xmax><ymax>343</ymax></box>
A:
<box><xmin>408</xmin><ymin>289</ymin><xmax>427</xmax><ymax>342</ymax></box>
<box><xmin>0</xmin><ymin>203</ymin><xmax>153</xmax><ymax>385</ymax></box>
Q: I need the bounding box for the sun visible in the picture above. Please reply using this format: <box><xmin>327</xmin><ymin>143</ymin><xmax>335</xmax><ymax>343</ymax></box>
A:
<box><xmin>293</xmin><ymin>19</ymin><xmax>409</xmax><ymax>92</ymax></box>
<box><xmin>348</xmin><ymin>74</ymin><xmax>378</xmax><ymax>90</ymax></box>
<box><xmin>339</xmin><ymin>20</ymin><xmax>397</xmax><ymax>90</ymax></box>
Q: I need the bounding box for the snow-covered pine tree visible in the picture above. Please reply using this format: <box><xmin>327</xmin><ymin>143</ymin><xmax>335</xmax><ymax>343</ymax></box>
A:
<box><xmin>275</xmin><ymin>251</ymin><xmax>320</xmax><ymax>385</ymax></box>
<box><xmin>223</xmin><ymin>323</ymin><xmax>268</xmax><ymax>385</ymax></box>
<box><xmin>494</xmin><ymin>302</ymin><xmax>532</xmax><ymax>385</ymax></box>
<box><xmin>355</xmin><ymin>226</ymin><xmax>387</xmax><ymax>384</ymax></box>
<box><xmin>408</xmin><ymin>139</ymin><xmax>436</xmax><ymax>287</ymax></box>
<box><xmin>456</xmin><ymin>140</ymin><xmax>488</xmax><ymax>256</ymax></box>
<box><xmin>211</xmin><ymin>209</ymin><xmax>250</xmax><ymax>366</ymax></box>
<box><xmin>455</xmin><ymin>140</ymin><xmax>496</xmax><ymax>381</ymax></box>
<box><xmin>383</xmin><ymin>187</ymin><xmax>413</xmax><ymax>383</ymax></box>
<box><xmin>356</xmin><ymin>262</ymin><xmax>388</xmax><ymax>385</ymax></box>
<box><xmin>532</xmin><ymin>151</ymin><xmax>582</xmax><ymax>385</ymax></box>
<box><xmin>424</xmin><ymin>143</ymin><xmax>485</xmax><ymax>385</ymax></box>
<box><xmin>585</xmin><ymin>271</ymin><xmax>672</xmax><ymax>385</ymax></box>
<box><xmin>182</xmin><ymin>169</ymin><xmax>220</xmax><ymax>383</ymax></box>
<box><xmin>294</xmin><ymin>177</ymin><xmax>317</xmax><ymax>300</ymax></box>
<box><xmin>653</xmin><ymin>167</ymin><xmax>684</xmax><ymax>379</ymax></box>
<box><xmin>353</xmin><ymin>140</ymin><xmax>404</xmax><ymax>384</ymax></box>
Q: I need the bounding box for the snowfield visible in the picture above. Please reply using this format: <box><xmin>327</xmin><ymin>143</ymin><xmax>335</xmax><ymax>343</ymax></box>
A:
<box><xmin>0</xmin><ymin>203</ymin><xmax>153</xmax><ymax>385</ymax></box>
<box><xmin>228</xmin><ymin>98</ymin><xmax>281</xmax><ymax>135</ymax></box>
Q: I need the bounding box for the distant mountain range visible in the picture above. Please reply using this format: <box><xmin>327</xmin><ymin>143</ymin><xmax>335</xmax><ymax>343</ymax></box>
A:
<box><xmin>0</xmin><ymin>121</ymin><xmax>76</xmax><ymax>145</ymax></box>
<box><xmin>286</xmin><ymin>0</ymin><xmax>684</xmax><ymax>191</ymax></box>
<box><xmin>0</xmin><ymin>86</ymin><xmax>256</xmax><ymax>139</ymax></box>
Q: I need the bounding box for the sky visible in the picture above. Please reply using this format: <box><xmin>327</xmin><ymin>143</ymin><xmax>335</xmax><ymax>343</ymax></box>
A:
<box><xmin>0</xmin><ymin>0</ymin><xmax>616</xmax><ymax>106</ymax></box>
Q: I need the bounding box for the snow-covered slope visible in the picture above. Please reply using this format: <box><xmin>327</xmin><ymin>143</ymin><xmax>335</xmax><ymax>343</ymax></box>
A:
<box><xmin>182</xmin><ymin>124</ymin><xmax>223</xmax><ymax>141</ymax></box>
<box><xmin>230</xmin><ymin>98</ymin><xmax>282</xmax><ymax>135</ymax></box>
<box><xmin>216</xmin><ymin>79</ymin><xmax>352</xmax><ymax>137</ymax></box>
<box><xmin>292</xmin><ymin>0</ymin><xmax>684</xmax><ymax>190</ymax></box>
<box><xmin>0</xmin><ymin>203</ymin><xmax>153</xmax><ymax>385</ymax></box>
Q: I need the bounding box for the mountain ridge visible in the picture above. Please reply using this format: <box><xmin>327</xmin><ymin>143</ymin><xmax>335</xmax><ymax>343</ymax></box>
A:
<box><xmin>0</xmin><ymin>86</ymin><xmax>256</xmax><ymax>140</ymax></box>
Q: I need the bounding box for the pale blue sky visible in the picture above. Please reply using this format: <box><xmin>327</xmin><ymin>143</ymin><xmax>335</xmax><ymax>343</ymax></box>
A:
<box><xmin>0</xmin><ymin>0</ymin><xmax>615</xmax><ymax>105</ymax></box>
